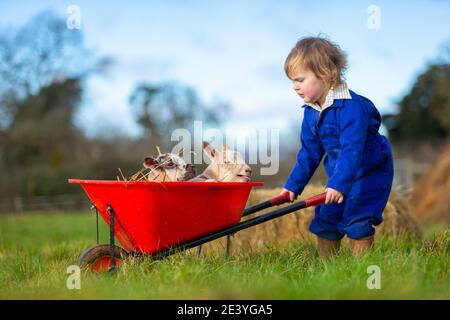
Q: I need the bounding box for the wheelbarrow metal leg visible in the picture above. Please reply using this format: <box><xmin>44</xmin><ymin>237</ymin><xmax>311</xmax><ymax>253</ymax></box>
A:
<box><xmin>226</xmin><ymin>234</ymin><xmax>232</xmax><ymax>257</ymax></box>
<box><xmin>107</xmin><ymin>204</ymin><xmax>116</xmax><ymax>272</ymax></box>
<box><xmin>90</xmin><ymin>203</ymin><xmax>100</xmax><ymax>245</ymax></box>
<box><xmin>195</xmin><ymin>235</ymin><xmax>232</xmax><ymax>257</ymax></box>
<box><xmin>95</xmin><ymin>205</ymin><xmax>99</xmax><ymax>245</ymax></box>
<box><xmin>196</xmin><ymin>245</ymin><xmax>202</xmax><ymax>257</ymax></box>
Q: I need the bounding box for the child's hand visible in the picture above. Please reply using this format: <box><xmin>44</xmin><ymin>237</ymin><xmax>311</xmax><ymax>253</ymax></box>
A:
<box><xmin>280</xmin><ymin>188</ymin><xmax>297</xmax><ymax>202</ymax></box>
<box><xmin>325</xmin><ymin>187</ymin><xmax>344</xmax><ymax>204</ymax></box>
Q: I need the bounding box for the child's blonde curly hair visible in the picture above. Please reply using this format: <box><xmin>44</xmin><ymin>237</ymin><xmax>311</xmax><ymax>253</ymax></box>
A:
<box><xmin>285</xmin><ymin>36</ymin><xmax>348</xmax><ymax>88</ymax></box>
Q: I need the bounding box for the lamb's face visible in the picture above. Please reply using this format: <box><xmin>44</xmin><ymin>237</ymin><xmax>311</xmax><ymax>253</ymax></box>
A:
<box><xmin>202</xmin><ymin>142</ymin><xmax>252</xmax><ymax>182</ymax></box>
<box><xmin>143</xmin><ymin>153</ymin><xmax>196</xmax><ymax>181</ymax></box>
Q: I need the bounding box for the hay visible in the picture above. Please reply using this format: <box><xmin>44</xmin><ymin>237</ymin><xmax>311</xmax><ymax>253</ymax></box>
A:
<box><xmin>197</xmin><ymin>185</ymin><xmax>422</xmax><ymax>255</ymax></box>
<box><xmin>409</xmin><ymin>146</ymin><xmax>450</xmax><ymax>223</ymax></box>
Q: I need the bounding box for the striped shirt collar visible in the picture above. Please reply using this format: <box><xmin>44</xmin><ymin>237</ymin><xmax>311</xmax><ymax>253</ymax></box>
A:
<box><xmin>304</xmin><ymin>82</ymin><xmax>352</xmax><ymax>112</ymax></box>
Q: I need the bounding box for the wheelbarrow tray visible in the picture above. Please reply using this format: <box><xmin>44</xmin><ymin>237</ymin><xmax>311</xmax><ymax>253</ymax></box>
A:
<box><xmin>69</xmin><ymin>179</ymin><xmax>263</xmax><ymax>254</ymax></box>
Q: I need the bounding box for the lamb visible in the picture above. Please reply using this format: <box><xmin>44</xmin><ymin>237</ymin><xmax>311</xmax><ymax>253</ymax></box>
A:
<box><xmin>189</xmin><ymin>141</ymin><xmax>252</xmax><ymax>182</ymax></box>
<box><xmin>143</xmin><ymin>153</ymin><xmax>196</xmax><ymax>182</ymax></box>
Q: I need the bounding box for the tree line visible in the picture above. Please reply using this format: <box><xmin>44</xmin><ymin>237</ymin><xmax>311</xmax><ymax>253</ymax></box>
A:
<box><xmin>0</xmin><ymin>11</ymin><xmax>449</xmax><ymax>202</ymax></box>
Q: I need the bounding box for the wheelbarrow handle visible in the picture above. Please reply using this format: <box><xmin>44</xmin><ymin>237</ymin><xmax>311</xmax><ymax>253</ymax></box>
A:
<box><xmin>243</xmin><ymin>191</ymin><xmax>327</xmax><ymax>217</ymax></box>
<box><xmin>305</xmin><ymin>192</ymin><xmax>327</xmax><ymax>207</ymax></box>
<box><xmin>269</xmin><ymin>192</ymin><xmax>291</xmax><ymax>206</ymax></box>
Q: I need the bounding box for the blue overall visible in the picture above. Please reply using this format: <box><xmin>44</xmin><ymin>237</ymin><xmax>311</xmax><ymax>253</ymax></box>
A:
<box><xmin>284</xmin><ymin>90</ymin><xmax>394</xmax><ymax>240</ymax></box>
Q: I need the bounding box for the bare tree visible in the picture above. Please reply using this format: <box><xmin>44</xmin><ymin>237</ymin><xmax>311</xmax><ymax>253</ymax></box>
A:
<box><xmin>0</xmin><ymin>11</ymin><xmax>110</xmax><ymax>130</ymax></box>
<box><xmin>0</xmin><ymin>11</ymin><xmax>111</xmax><ymax>199</ymax></box>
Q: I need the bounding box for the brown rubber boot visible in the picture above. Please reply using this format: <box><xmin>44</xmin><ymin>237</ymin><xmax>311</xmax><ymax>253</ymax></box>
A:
<box><xmin>350</xmin><ymin>236</ymin><xmax>374</xmax><ymax>256</ymax></box>
<box><xmin>317</xmin><ymin>236</ymin><xmax>341</xmax><ymax>258</ymax></box>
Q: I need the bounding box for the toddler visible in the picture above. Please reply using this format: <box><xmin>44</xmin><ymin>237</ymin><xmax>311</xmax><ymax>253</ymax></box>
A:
<box><xmin>280</xmin><ymin>37</ymin><xmax>394</xmax><ymax>257</ymax></box>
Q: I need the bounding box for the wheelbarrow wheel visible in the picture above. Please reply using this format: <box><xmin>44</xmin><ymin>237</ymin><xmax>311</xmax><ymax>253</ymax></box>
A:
<box><xmin>78</xmin><ymin>244</ymin><xmax>128</xmax><ymax>273</ymax></box>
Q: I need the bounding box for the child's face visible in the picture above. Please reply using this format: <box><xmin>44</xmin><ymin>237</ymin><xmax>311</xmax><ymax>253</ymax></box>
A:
<box><xmin>291</xmin><ymin>66</ymin><xmax>329</xmax><ymax>106</ymax></box>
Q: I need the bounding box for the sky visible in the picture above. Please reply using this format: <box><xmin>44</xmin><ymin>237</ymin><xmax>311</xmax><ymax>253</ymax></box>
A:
<box><xmin>1</xmin><ymin>0</ymin><xmax>449</xmax><ymax>141</ymax></box>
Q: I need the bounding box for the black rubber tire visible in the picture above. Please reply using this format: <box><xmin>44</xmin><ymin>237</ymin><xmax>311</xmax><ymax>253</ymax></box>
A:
<box><xmin>78</xmin><ymin>244</ymin><xmax>129</xmax><ymax>273</ymax></box>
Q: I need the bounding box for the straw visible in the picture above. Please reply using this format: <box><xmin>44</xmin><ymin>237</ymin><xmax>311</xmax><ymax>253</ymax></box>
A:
<box><xmin>117</xmin><ymin>168</ymin><xmax>127</xmax><ymax>181</ymax></box>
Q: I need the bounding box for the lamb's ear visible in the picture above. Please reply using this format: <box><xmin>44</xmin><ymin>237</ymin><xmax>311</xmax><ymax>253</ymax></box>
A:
<box><xmin>202</xmin><ymin>141</ymin><xmax>216</xmax><ymax>160</ymax></box>
<box><xmin>143</xmin><ymin>157</ymin><xmax>158</xmax><ymax>168</ymax></box>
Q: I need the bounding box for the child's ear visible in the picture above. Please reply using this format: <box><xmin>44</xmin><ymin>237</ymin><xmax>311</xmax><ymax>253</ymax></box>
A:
<box><xmin>143</xmin><ymin>157</ymin><xmax>158</xmax><ymax>168</ymax></box>
<box><xmin>202</xmin><ymin>141</ymin><xmax>217</xmax><ymax>160</ymax></box>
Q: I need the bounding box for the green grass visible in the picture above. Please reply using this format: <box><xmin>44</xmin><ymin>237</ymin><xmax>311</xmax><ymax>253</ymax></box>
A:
<box><xmin>0</xmin><ymin>211</ymin><xmax>448</xmax><ymax>299</ymax></box>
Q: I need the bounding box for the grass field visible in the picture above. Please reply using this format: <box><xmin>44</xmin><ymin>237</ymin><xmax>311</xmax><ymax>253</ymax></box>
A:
<box><xmin>0</xmin><ymin>211</ymin><xmax>448</xmax><ymax>299</ymax></box>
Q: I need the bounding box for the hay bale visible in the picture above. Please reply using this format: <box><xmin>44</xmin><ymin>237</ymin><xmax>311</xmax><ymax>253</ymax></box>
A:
<box><xmin>409</xmin><ymin>147</ymin><xmax>450</xmax><ymax>223</ymax></box>
<box><xmin>375</xmin><ymin>191</ymin><xmax>422</xmax><ymax>239</ymax></box>
<box><xmin>198</xmin><ymin>185</ymin><xmax>421</xmax><ymax>255</ymax></box>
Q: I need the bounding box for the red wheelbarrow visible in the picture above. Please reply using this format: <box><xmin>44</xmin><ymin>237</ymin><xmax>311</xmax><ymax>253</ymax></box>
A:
<box><xmin>68</xmin><ymin>179</ymin><xmax>326</xmax><ymax>273</ymax></box>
